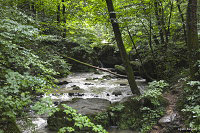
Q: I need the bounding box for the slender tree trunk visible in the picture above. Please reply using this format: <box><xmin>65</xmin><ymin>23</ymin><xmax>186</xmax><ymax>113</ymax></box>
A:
<box><xmin>186</xmin><ymin>0</ymin><xmax>199</xmax><ymax>80</ymax></box>
<box><xmin>154</xmin><ymin>1</ymin><xmax>165</xmax><ymax>44</ymax></box>
<box><xmin>105</xmin><ymin>0</ymin><xmax>140</xmax><ymax>95</ymax></box>
<box><xmin>57</xmin><ymin>3</ymin><xmax>61</xmax><ymax>23</ymax></box>
<box><xmin>62</xmin><ymin>0</ymin><xmax>66</xmax><ymax>38</ymax></box>
<box><xmin>30</xmin><ymin>2</ymin><xmax>37</xmax><ymax>20</ymax></box>
<box><xmin>137</xmin><ymin>17</ymin><xmax>160</xmax><ymax>45</ymax></box>
<box><xmin>142</xmin><ymin>5</ymin><xmax>160</xmax><ymax>45</ymax></box>
<box><xmin>166</xmin><ymin>0</ymin><xmax>173</xmax><ymax>44</ymax></box>
<box><xmin>177</xmin><ymin>0</ymin><xmax>187</xmax><ymax>45</ymax></box>
<box><xmin>126</xmin><ymin>26</ymin><xmax>154</xmax><ymax>81</ymax></box>
<box><xmin>160</xmin><ymin>2</ymin><xmax>168</xmax><ymax>49</ymax></box>
<box><xmin>149</xmin><ymin>13</ymin><xmax>156</xmax><ymax>60</ymax></box>
<box><xmin>149</xmin><ymin>10</ymin><xmax>158</xmax><ymax>79</ymax></box>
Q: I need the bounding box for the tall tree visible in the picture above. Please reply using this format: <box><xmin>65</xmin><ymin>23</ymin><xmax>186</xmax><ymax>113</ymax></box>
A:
<box><xmin>57</xmin><ymin>1</ymin><xmax>61</xmax><ymax>23</ymax></box>
<box><xmin>166</xmin><ymin>0</ymin><xmax>173</xmax><ymax>44</ymax></box>
<box><xmin>105</xmin><ymin>0</ymin><xmax>140</xmax><ymax>95</ymax></box>
<box><xmin>62</xmin><ymin>0</ymin><xmax>66</xmax><ymax>37</ymax></box>
<box><xmin>154</xmin><ymin>0</ymin><xmax>165</xmax><ymax>45</ymax></box>
<box><xmin>177</xmin><ymin>0</ymin><xmax>187</xmax><ymax>45</ymax></box>
<box><xmin>186</xmin><ymin>0</ymin><xmax>199</xmax><ymax>79</ymax></box>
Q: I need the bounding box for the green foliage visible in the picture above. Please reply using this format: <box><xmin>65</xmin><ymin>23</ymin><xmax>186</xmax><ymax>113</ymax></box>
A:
<box><xmin>110</xmin><ymin>104</ymin><xmax>125</xmax><ymax>112</ymax></box>
<box><xmin>181</xmin><ymin>80</ymin><xmax>200</xmax><ymax>130</ymax></box>
<box><xmin>58</xmin><ymin>104</ymin><xmax>108</xmax><ymax>133</ymax></box>
<box><xmin>133</xmin><ymin>80</ymin><xmax>168</xmax><ymax>132</ymax></box>
<box><xmin>0</xmin><ymin>0</ymin><xmax>198</xmax><ymax>132</ymax></box>
<box><xmin>31</xmin><ymin>97</ymin><xmax>60</xmax><ymax>116</ymax></box>
<box><xmin>109</xmin><ymin>80</ymin><xmax>167</xmax><ymax>132</ymax></box>
<box><xmin>93</xmin><ymin>112</ymin><xmax>110</xmax><ymax>128</ymax></box>
<box><xmin>0</xmin><ymin>3</ymin><xmax>70</xmax><ymax>132</ymax></box>
<box><xmin>140</xmin><ymin>107</ymin><xmax>164</xmax><ymax>133</ymax></box>
<box><xmin>134</xmin><ymin>80</ymin><xmax>169</xmax><ymax>106</ymax></box>
<box><xmin>182</xmin><ymin>105</ymin><xmax>200</xmax><ymax>130</ymax></box>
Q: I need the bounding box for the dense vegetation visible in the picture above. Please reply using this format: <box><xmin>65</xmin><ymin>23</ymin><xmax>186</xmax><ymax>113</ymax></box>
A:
<box><xmin>0</xmin><ymin>0</ymin><xmax>199</xmax><ymax>132</ymax></box>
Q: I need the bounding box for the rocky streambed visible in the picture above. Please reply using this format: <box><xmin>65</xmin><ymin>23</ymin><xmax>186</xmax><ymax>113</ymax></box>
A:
<box><xmin>25</xmin><ymin>71</ymin><xmax>147</xmax><ymax>133</ymax></box>
<box><xmin>50</xmin><ymin>71</ymin><xmax>147</xmax><ymax>103</ymax></box>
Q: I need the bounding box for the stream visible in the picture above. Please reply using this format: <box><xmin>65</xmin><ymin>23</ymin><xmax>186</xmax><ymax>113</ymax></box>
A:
<box><xmin>22</xmin><ymin>71</ymin><xmax>147</xmax><ymax>133</ymax></box>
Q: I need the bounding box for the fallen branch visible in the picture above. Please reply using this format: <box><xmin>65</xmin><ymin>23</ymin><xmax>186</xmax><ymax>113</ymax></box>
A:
<box><xmin>63</xmin><ymin>55</ymin><xmax>127</xmax><ymax>78</ymax></box>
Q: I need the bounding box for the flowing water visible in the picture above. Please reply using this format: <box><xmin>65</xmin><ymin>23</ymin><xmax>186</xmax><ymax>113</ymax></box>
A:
<box><xmin>48</xmin><ymin>71</ymin><xmax>147</xmax><ymax>103</ymax></box>
<box><xmin>22</xmin><ymin>71</ymin><xmax>147</xmax><ymax>133</ymax></box>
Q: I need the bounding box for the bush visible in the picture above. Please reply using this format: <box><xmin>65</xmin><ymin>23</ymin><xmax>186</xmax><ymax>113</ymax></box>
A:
<box><xmin>181</xmin><ymin>81</ymin><xmax>200</xmax><ymax>131</ymax></box>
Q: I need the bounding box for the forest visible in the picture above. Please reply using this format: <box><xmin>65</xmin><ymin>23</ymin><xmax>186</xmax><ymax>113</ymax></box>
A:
<box><xmin>0</xmin><ymin>0</ymin><xmax>199</xmax><ymax>133</ymax></box>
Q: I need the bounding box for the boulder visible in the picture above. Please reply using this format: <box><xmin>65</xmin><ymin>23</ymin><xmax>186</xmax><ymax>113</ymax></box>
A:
<box><xmin>84</xmin><ymin>83</ymin><xmax>94</xmax><ymax>85</ymax></box>
<box><xmin>99</xmin><ymin>45</ymin><xmax>122</xmax><ymax>68</ymax></box>
<box><xmin>62</xmin><ymin>98</ymin><xmax>111</xmax><ymax>115</ymax></box>
<box><xmin>114</xmin><ymin>65</ymin><xmax>126</xmax><ymax>75</ymax></box>
<box><xmin>112</xmin><ymin>91</ymin><xmax>122</xmax><ymax>96</ymax></box>
<box><xmin>158</xmin><ymin>113</ymin><xmax>177</xmax><ymax>126</ymax></box>
<box><xmin>71</xmin><ymin>85</ymin><xmax>81</xmax><ymax>90</ymax></box>
<box><xmin>142</xmin><ymin>60</ymin><xmax>157</xmax><ymax>80</ymax></box>
<box><xmin>102</xmin><ymin>75</ymin><xmax>112</xmax><ymax>80</ymax></box>
<box><xmin>68</xmin><ymin>93</ymin><xmax>84</xmax><ymax>97</ymax></box>
<box><xmin>120</xmin><ymin>83</ymin><xmax>127</xmax><ymax>86</ymax></box>
<box><xmin>47</xmin><ymin>98</ymin><xmax>111</xmax><ymax>131</ymax></box>
<box><xmin>55</xmin><ymin>80</ymin><xmax>69</xmax><ymax>86</ymax></box>
<box><xmin>130</xmin><ymin>60</ymin><xmax>141</xmax><ymax>71</ymax></box>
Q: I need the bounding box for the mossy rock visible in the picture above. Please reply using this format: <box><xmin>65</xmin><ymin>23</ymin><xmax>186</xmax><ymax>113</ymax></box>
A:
<box><xmin>47</xmin><ymin>98</ymin><xmax>111</xmax><ymax>131</ymax></box>
<box><xmin>99</xmin><ymin>45</ymin><xmax>122</xmax><ymax>68</ymax></box>
<box><xmin>47</xmin><ymin>109</ymin><xmax>74</xmax><ymax>131</ymax></box>
<box><xmin>130</xmin><ymin>60</ymin><xmax>142</xmax><ymax>70</ymax></box>
<box><xmin>114</xmin><ymin>65</ymin><xmax>126</xmax><ymax>75</ymax></box>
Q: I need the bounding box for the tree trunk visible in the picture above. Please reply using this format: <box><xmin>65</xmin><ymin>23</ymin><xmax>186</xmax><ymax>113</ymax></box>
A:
<box><xmin>154</xmin><ymin>1</ymin><xmax>165</xmax><ymax>45</ymax></box>
<box><xmin>105</xmin><ymin>0</ymin><xmax>140</xmax><ymax>95</ymax></box>
<box><xmin>62</xmin><ymin>0</ymin><xmax>66</xmax><ymax>38</ymax></box>
<box><xmin>166</xmin><ymin>0</ymin><xmax>173</xmax><ymax>44</ymax></box>
<box><xmin>126</xmin><ymin>26</ymin><xmax>154</xmax><ymax>81</ymax></box>
<box><xmin>63</xmin><ymin>56</ymin><xmax>127</xmax><ymax>78</ymax></box>
<box><xmin>149</xmin><ymin>9</ymin><xmax>158</xmax><ymax>79</ymax></box>
<box><xmin>30</xmin><ymin>2</ymin><xmax>37</xmax><ymax>20</ymax></box>
<box><xmin>177</xmin><ymin>0</ymin><xmax>187</xmax><ymax>45</ymax></box>
<box><xmin>57</xmin><ymin>3</ymin><xmax>61</xmax><ymax>23</ymax></box>
<box><xmin>186</xmin><ymin>0</ymin><xmax>199</xmax><ymax>80</ymax></box>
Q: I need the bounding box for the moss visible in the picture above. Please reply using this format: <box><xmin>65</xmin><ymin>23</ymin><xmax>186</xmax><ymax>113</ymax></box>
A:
<box><xmin>130</xmin><ymin>61</ymin><xmax>141</xmax><ymax>68</ymax></box>
<box><xmin>114</xmin><ymin>65</ymin><xmax>126</xmax><ymax>75</ymax></box>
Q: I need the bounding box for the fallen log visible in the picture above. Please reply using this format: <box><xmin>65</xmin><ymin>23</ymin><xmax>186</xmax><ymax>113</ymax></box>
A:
<box><xmin>63</xmin><ymin>55</ymin><xmax>127</xmax><ymax>78</ymax></box>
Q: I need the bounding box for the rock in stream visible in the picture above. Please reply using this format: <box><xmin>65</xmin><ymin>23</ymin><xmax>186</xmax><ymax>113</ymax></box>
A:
<box><xmin>62</xmin><ymin>98</ymin><xmax>111</xmax><ymax>115</ymax></box>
